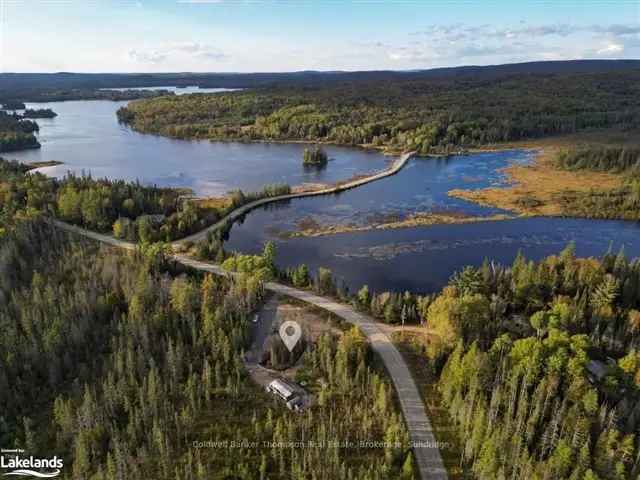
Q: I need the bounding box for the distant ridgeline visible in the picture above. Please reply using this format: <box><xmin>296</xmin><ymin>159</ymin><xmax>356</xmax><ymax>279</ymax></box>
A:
<box><xmin>0</xmin><ymin>88</ymin><xmax>173</xmax><ymax>104</ymax></box>
<box><xmin>114</xmin><ymin>63</ymin><xmax>640</xmax><ymax>155</ymax></box>
<box><xmin>2</xmin><ymin>59</ymin><xmax>640</xmax><ymax>95</ymax></box>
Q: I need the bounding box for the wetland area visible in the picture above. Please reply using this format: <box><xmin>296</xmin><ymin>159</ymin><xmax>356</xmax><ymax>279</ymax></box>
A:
<box><xmin>9</xmin><ymin>95</ymin><xmax>640</xmax><ymax>293</ymax></box>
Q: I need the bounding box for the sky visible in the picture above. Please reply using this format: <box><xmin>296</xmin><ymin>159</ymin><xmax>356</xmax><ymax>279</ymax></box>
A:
<box><xmin>1</xmin><ymin>0</ymin><xmax>639</xmax><ymax>73</ymax></box>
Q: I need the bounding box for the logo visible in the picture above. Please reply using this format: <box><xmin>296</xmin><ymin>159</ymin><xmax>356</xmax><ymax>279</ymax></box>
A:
<box><xmin>278</xmin><ymin>320</ymin><xmax>302</xmax><ymax>352</ymax></box>
<box><xmin>1</xmin><ymin>449</ymin><xmax>62</xmax><ymax>478</ymax></box>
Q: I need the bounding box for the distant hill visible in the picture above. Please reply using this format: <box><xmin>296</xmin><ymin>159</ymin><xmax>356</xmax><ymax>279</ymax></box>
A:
<box><xmin>1</xmin><ymin>60</ymin><xmax>639</xmax><ymax>99</ymax></box>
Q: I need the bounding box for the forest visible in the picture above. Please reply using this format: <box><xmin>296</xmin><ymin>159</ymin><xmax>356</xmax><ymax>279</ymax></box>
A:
<box><xmin>221</xmin><ymin>239</ymin><xmax>640</xmax><ymax>479</ymax></box>
<box><xmin>0</xmin><ymin>88</ymin><xmax>173</xmax><ymax>104</ymax></box>
<box><xmin>0</xmin><ymin>157</ymin><xmax>289</xmax><ymax>242</ymax></box>
<box><xmin>557</xmin><ymin>146</ymin><xmax>640</xmax><ymax>176</ymax></box>
<box><xmin>214</xmin><ymin>241</ymin><xmax>640</xmax><ymax>479</ymax></box>
<box><xmin>21</xmin><ymin>108</ymin><xmax>58</xmax><ymax>119</ymax></box>
<box><xmin>0</xmin><ymin>111</ymin><xmax>40</xmax><ymax>152</ymax></box>
<box><xmin>554</xmin><ymin>147</ymin><xmax>640</xmax><ymax>221</ymax></box>
<box><xmin>117</xmin><ymin>70</ymin><xmax>640</xmax><ymax>154</ymax></box>
<box><xmin>0</xmin><ymin>217</ymin><xmax>413</xmax><ymax>479</ymax></box>
<box><xmin>344</xmin><ymin>247</ymin><xmax>640</xmax><ymax>479</ymax></box>
<box><xmin>3</xmin><ymin>59</ymin><xmax>640</xmax><ymax>479</ymax></box>
<box><xmin>426</xmin><ymin>245</ymin><xmax>640</xmax><ymax>479</ymax></box>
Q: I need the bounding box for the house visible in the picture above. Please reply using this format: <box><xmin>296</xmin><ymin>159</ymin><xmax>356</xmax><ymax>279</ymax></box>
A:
<box><xmin>266</xmin><ymin>379</ymin><xmax>296</xmax><ymax>401</ymax></box>
<box><xmin>266</xmin><ymin>379</ymin><xmax>305</xmax><ymax>412</ymax></box>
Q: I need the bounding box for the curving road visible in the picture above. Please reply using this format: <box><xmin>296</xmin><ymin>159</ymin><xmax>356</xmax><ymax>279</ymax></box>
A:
<box><xmin>52</xmin><ymin>219</ymin><xmax>447</xmax><ymax>479</ymax></box>
<box><xmin>50</xmin><ymin>151</ymin><xmax>447</xmax><ymax>478</ymax></box>
<box><xmin>176</xmin><ymin>150</ymin><xmax>415</xmax><ymax>245</ymax></box>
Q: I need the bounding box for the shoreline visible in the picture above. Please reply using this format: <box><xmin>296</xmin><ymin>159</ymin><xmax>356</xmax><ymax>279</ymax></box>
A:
<box><xmin>120</xmin><ymin>124</ymin><xmax>408</xmax><ymax>156</ymax></box>
<box><xmin>448</xmin><ymin>146</ymin><xmax>625</xmax><ymax>217</ymax></box>
<box><xmin>176</xmin><ymin>151</ymin><xmax>415</xmax><ymax>245</ymax></box>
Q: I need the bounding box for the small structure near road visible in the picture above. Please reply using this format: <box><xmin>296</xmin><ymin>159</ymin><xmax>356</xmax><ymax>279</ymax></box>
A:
<box><xmin>266</xmin><ymin>378</ymin><xmax>306</xmax><ymax>412</ymax></box>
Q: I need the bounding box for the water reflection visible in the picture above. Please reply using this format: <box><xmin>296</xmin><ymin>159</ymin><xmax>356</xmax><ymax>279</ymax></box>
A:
<box><xmin>8</xmin><ymin>99</ymin><xmax>391</xmax><ymax>196</ymax></box>
<box><xmin>224</xmin><ymin>151</ymin><xmax>640</xmax><ymax>293</ymax></box>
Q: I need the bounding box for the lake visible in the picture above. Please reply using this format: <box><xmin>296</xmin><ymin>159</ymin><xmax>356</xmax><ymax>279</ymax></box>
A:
<box><xmin>222</xmin><ymin>149</ymin><xmax>640</xmax><ymax>293</ymax></box>
<box><xmin>7</xmin><ymin>97</ymin><xmax>391</xmax><ymax>196</ymax></box>
<box><xmin>224</xmin><ymin>150</ymin><xmax>534</xmax><ymax>236</ymax></box>
<box><xmin>7</xmin><ymin>97</ymin><xmax>640</xmax><ymax>294</ymax></box>
<box><xmin>226</xmin><ymin>214</ymin><xmax>640</xmax><ymax>294</ymax></box>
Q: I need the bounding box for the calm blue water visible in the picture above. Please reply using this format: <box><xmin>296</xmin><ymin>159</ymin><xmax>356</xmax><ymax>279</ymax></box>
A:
<box><xmin>223</xmin><ymin>150</ymin><xmax>533</xmax><ymax>236</ymax></box>
<box><xmin>7</xmin><ymin>99</ymin><xmax>390</xmax><ymax>196</ymax></box>
<box><xmin>223</xmin><ymin>149</ymin><xmax>640</xmax><ymax>293</ymax></box>
<box><xmin>226</xmin><ymin>215</ymin><xmax>640</xmax><ymax>294</ymax></box>
<box><xmin>7</xmin><ymin>98</ymin><xmax>640</xmax><ymax>294</ymax></box>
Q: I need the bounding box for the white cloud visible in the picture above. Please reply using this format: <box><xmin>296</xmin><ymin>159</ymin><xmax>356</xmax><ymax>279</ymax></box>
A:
<box><xmin>387</xmin><ymin>45</ymin><xmax>440</xmax><ymax>62</ymax></box>
<box><xmin>194</xmin><ymin>50</ymin><xmax>227</xmax><ymax>60</ymax></box>
<box><xmin>381</xmin><ymin>21</ymin><xmax>640</xmax><ymax>68</ymax></box>
<box><xmin>412</xmin><ymin>23</ymin><xmax>640</xmax><ymax>41</ymax></box>
<box><xmin>593</xmin><ymin>24</ymin><xmax>640</xmax><ymax>36</ymax></box>
<box><xmin>127</xmin><ymin>49</ymin><xmax>167</xmax><ymax>64</ymax></box>
<box><xmin>126</xmin><ymin>42</ymin><xmax>228</xmax><ymax>64</ymax></box>
<box><xmin>170</xmin><ymin>41</ymin><xmax>227</xmax><ymax>59</ymax></box>
<box><xmin>597</xmin><ymin>42</ymin><xmax>624</xmax><ymax>56</ymax></box>
<box><xmin>171</xmin><ymin>42</ymin><xmax>203</xmax><ymax>53</ymax></box>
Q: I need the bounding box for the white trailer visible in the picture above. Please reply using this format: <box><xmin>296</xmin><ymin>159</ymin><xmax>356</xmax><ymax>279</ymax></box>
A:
<box><xmin>266</xmin><ymin>379</ymin><xmax>305</xmax><ymax>411</ymax></box>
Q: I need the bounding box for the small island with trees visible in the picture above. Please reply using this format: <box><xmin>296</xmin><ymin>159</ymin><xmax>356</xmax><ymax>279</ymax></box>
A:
<box><xmin>0</xmin><ymin>111</ymin><xmax>40</xmax><ymax>152</ymax></box>
<box><xmin>0</xmin><ymin>107</ymin><xmax>58</xmax><ymax>152</ymax></box>
<box><xmin>22</xmin><ymin>108</ymin><xmax>57</xmax><ymax>119</ymax></box>
<box><xmin>302</xmin><ymin>146</ymin><xmax>328</xmax><ymax>167</ymax></box>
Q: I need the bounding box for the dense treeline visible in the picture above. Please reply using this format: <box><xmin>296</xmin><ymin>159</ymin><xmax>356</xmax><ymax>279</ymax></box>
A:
<box><xmin>238</xmin><ymin>242</ymin><xmax>640</xmax><ymax>478</ymax></box>
<box><xmin>0</xmin><ymin>157</ymin><xmax>196</xmax><ymax>239</ymax></box>
<box><xmin>0</xmin><ymin>219</ymin><xmax>257</xmax><ymax>478</ymax></box>
<box><xmin>0</xmin><ymin>157</ymin><xmax>290</xmax><ymax>242</ymax></box>
<box><xmin>1</xmin><ymin>88</ymin><xmax>173</xmax><ymax>104</ymax></box>
<box><xmin>0</xmin><ymin>219</ymin><xmax>413</xmax><ymax>479</ymax></box>
<box><xmin>293</xmin><ymin>327</ymin><xmax>415</xmax><ymax>478</ymax></box>
<box><xmin>556</xmin><ymin>185</ymin><xmax>640</xmax><ymax>221</ymax></box>
<box><xmin>0</xmin><ymin>111</ymin><xmax>40</xmax><ymax>152</ymax></box>
<box><xmin>557</xmin><ymin>146</ymin><xmax>640</xmax><ymax>176</ymax></box>
<box><xmin>0</xmin><ymin>158</ymin><xmax>55</xmax><ymax>232</ymax></box>
<box><xmin>22</xmin><ymin>108</ymin><xmax>57</xmax><ymax>119</ymax></box>
<box><xmin>421</xmin><ymin>246</ymin><xmax>640</xmax><ymax>479</ymax></box>
<box><xmin>118</xmin><ymin>70</ymin><xmax>640</xmax><ymax>154</ymax></box>
<box><xmin>554</xmin><ymin>147</ymin><xmax>640</xmax><ymax>220</ymax></box>
<box><xmin>221</xmin><ymin>248</ymin><xmax>432</xmax><ymax>328</ymax></box>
